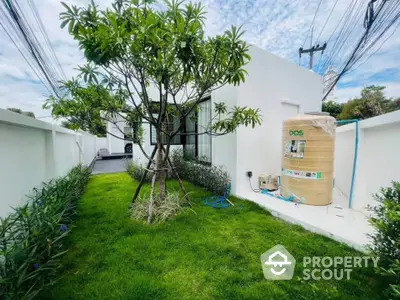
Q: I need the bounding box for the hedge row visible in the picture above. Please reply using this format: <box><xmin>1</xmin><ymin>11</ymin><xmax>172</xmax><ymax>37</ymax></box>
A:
<box><xmin>0</xmin><ymin>165</ymin><xmax>91</xmax><ymax>300</ymax></box>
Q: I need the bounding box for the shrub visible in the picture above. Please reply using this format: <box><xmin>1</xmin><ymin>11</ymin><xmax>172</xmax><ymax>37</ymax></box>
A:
<box><xmin>171</xmin><ymin>149</ymin><xmax>230</xmax><ymax>195</ymax></box>
<box><xmin>130</xmin><ymin>192</ymin><xmax>184</xmax><ymax>223</ymax></box>
<box><xmin>126</xmin><ymin>159</ymin><xmax>152</xmax><ymax>182</ymax></box>
<box><xmin>368</xmin><ymin>181</ymin><xmax>400</xmax><ymax>298</ymax></box>
<box><xmin>126</xmin><ymin>159</ymin><xmax>173</xmax><ymax>182</ymax></box>
<box><xmin>0</xmin><ymin>165</ymin><xmax>91</xmax><ymax>300</ymax></box>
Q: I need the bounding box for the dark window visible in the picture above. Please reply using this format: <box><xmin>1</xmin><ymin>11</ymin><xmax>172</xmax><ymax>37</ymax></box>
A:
<box><xmin>148</xmin><ymin>98</ymin><xmax>212</xmax><ymax>165</ymax></box>
<box><xmin>150</xmin><ymin>114</ymin><xmax>182</xmax><ymax>145</ymax></box>
<box><xmin>183</xmin><ymin>109</ymin><xmax>197</xmax><ymax>159</ymax></box>
<box><xmin>124</xmin><ymin>126</ymin><xmax>132</xmax><ymax>140</ymax></box>
<box><xmin>183</xmin><ymin>97</ymin><xmax>212</xmax><ymax>164</ymax></box>
<box><xmin>124</xmin><ymin>124</ymin><xmax>141</xmax><ymax>144</ymax></box>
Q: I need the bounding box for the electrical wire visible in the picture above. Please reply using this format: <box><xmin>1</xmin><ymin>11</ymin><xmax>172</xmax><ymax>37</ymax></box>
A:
<box><xmin>316</xmin><ymin>0</ymin><xmax>357</xmax><ymax>74</ymax></box>
<box><xmin>322</xmin><ymin>0</ymin><xmax>400</xmax><ymax>99</ymax></box>
<box><xmin>27</xmin><ymin>0</ymin><xmax>66</xmax><ymax>81</ymax></box>
<box><xmin>319</xmin><ymin>0</ymin><xmax>364</xmax><ymax>73</ymax></box>
<box><xmin>314</xmin><ymin>0</ymin><xmax>340</xmax><ymax>45</ymax></box>
<box><xmin>248</xmin><ymin>177</ymin><xmax>260</xmax><ymax>193</ymax></box>
<box><xmin>0</xmin><ymin>0</ymin><xmax>66</xmax><ymax>97</ymax></box>
<box><xmin>301</xmin><ymin>0</ymin><xmax>324</xmax><ymax>48</ymax></box>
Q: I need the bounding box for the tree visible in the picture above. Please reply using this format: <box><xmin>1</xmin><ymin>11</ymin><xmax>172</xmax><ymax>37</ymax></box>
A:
<box><xmin>7</xmin><ymin>107</ymin><xmax>35</xmax><ymax>118</ymax></box>
<box><xmin>322</xmin><ymin>100</ymin><xmax>343</xmax><ymax>119</ymax></box>
<box><xmin>389</xmin><ymin>97</ymin><xmax>400</xmax><ymax>111</ymax></box>
<box><xmin>44</xmin><ymin>0</ymin><xmax>261</xmax><ymax>222</ymax></box>
<box><xmin>337</xmin><ymin>85</ymin><xmax>397</xmax><ymax>120</ymax></box>
<box><xmin>61</xmin><ymin>119</ymin><xmax>107</xmax><ymax>137</ymax></box>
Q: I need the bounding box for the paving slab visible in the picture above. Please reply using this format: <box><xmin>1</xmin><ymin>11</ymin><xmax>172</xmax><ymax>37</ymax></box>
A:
<box><xmin>236</xmin><ymin>188</ymin><xmax>373</xmax><ymax>252</ymax></box>
<box><xmin>92</xmin><ymin>158</ymin><xmax>128</xmax><ymax>174</ymax></box>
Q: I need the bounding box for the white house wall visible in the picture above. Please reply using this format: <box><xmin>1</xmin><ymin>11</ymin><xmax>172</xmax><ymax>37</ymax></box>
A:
<box><xmin>212</xmin><ymin>46</ymin><xmax>324</xmax><ymax>195</ymax></box>
<box><xmin>211</xmin><ymin>85</ymin><xmax>238</xmax><ymax>194</ymax></box>
<box><xmin>107</xmin><ymin>119</ymin><xmax>125</xmax><ymax>154</ymax></box>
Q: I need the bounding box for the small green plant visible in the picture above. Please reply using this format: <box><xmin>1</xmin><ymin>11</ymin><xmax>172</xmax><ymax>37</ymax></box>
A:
<box><xmin>131</xmin><ymin>192</ymin><xmax>185</xmax><ymax>224</ymax></box>
<box><xmin>368</xmin><ymin>181</ymin><xmax>400</xmax><ymax>298</ymax></box>
<box><xmin>126</xmin><ymin>159</ymin><xmax>152</xmax><ymax>183</ymax></box>
<box><xmin>126</xmin><ymin>159</ymin><xmax>174</xmax><ymax>183</ymax></box>
<box><xmin>171</xmin><ymin>149</ymin><xmax>230</xmax><ymax>196</ymax></box>
<box><xmin>0</xmin><ymin>165</ymin><xmax>90</xmax><ymax>300</ymax></box>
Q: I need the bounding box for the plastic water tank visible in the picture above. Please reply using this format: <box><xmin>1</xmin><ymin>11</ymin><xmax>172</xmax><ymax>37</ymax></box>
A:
<box><xmin>281</xmin><ymin>114</ymin><xmax>336</xmax><ymax>205</ymax></box>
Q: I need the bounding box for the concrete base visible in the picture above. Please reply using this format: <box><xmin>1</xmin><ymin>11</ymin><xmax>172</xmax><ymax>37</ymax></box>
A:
<box><xmin>236</xmin><ymin>188</ymin><xmax>374</xmax><ymax>252</ymax></box>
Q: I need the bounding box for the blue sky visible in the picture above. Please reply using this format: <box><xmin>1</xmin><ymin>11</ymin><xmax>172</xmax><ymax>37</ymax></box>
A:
<box><xmin>0</xmin><ymin>0</ymin><xmax>399</xmax><ymax>119</ymax></box>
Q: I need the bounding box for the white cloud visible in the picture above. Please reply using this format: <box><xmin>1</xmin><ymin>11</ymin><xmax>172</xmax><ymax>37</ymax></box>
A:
<box><xmin>336</xmin><ymin>82</ymin><xmax>400</xmax><ymax>103</ymax></box>
<box><xmin>0</xmin><ymin>76</ymin><xmax>48</xmax><ymax>117</ymax></box>
<box><xmin>0</xmin><ymin>0</ymin><xmax>399</xmax><ymax>118</ymax></box>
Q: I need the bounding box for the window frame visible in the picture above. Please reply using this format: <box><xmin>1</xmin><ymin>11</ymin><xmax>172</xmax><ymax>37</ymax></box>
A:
<box><xmin>183</xmin><ymin>96</ymin><xmax>212</xmax><ymax>166</ymax></box>
<box><xmin>123</xmin><ymin>126</ymin><xmax>133</xmax><ymax>141</ymax></box>
<box><xmin>149</xmin><ymin>113</ymin><xmax>184</xmax><ymax>146</ymax></box>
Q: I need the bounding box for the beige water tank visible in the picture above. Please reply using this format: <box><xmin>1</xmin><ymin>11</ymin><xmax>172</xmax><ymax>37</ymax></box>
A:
<box><xmin>281</xmin><ymin>114</ymin><xmax>336</xmax><ymax>205</ymax></box>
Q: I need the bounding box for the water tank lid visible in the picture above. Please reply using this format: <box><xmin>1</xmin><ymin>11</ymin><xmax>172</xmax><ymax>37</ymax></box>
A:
<box><xmin>304</xmin><ymin>112</ymin><xmax>330</xmax><ymax>116</ymax></box>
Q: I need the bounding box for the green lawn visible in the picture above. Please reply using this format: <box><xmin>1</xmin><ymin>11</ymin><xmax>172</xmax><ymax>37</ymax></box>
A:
<box><xmin>42</xmin><ymin>173</ymin><xmax>385</xmax><ymax>299</ymax></box>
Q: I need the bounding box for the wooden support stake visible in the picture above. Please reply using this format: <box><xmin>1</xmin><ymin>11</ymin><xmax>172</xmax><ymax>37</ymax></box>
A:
<box><xmin>130</xmin><ymin>145</ymin><xmax>158</xmax><ymax>206</ymax></box>
<box><xmin>165</xmin><ymin>154</ymin><xmax>192</xmax><ymax>207</ymax></box>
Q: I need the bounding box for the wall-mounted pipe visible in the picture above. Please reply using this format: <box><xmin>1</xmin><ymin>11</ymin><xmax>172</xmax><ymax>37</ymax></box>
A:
<box><xmin>336</xmin><ymin>119</ymin><xmax>359</xmax><ymax>208</ymax></box>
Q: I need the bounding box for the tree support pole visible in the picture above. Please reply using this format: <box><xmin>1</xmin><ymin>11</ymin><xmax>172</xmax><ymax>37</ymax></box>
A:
<box><xmin>167</xmin><ymin>157</ymin><xmax>191</xmax><ymax>207</ymax></box>
<box><xmin>130</xmin><ymin>145</ymin><xmax>158</xmax><ymax>206</ymax></box>
<box><xmin>160</xmin><ymin>145</ymin><xmax>191</xmax><ymax>206</ymax></box>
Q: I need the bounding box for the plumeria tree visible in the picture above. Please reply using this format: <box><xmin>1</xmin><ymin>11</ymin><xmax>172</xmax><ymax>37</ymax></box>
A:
<box><xmin>45</xmin><ymin>0</ymin><xmax>261</xmax><ymax>222</ymax></box>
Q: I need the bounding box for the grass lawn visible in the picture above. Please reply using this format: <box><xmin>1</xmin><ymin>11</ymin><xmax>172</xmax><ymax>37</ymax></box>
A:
<box><xmin>42</xmin><ymin>173</ymin><xmax>385</xmax><ymax>299</ymax></box>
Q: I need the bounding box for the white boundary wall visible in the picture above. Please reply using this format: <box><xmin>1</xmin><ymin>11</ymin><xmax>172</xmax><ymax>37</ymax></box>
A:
<box><xmin>334</xmin><ymin>110</ymin><xmax>400</xmax><ymax>211</ymax></box>
<box><xmin>0</xmin><ymin>108</ymin><xmax>97</xmax><ymax>217</ymax></box>
<box><xmin>96</xmin><ymin>137</ymin><xmax>108</xmax><ymax>153</ymax></box>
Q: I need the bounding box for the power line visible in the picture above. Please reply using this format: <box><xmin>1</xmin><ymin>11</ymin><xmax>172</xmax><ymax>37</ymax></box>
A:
<box><xmin>0</xmin><ymin>13</ymin><xmax>52</xmax><ymax>95</ymax></box>
<box><xmin>0</xmin><ymin>0</ymin><xmax>66</xmax><ymax>97</ymax></box>
<box><xmin>316</xmin><ymin>0</ymin><xmax>360</xmax><ymax>73</ymax></box>
<box><xmin>347</xmin><ymin>23</ymin><xmax>398</xmax><ymax>74</ymax></box>
<box><xmin>318</xmin><ymin>0</ymin><xmax>364</xmax><ymax>73</ymax></box>
<box><xmin>314</xmin><ymin>0</ymin><xmax>340</xmax><ymax>44</ymax></box>
<box><xmin>324</xmin><ymin>0</ymin><xmax>365</xmax><ymax>70</ymax></box>
<box><xmin>323</xmin><ymin>0</ymin><xmax>400</xmax><ymax>100</ymax></box>
<box><xmin>301</xmin><ymin>0</ymin><xmax>324</xmax><ymax>48</ymax></box>
<box><xmin>27</xmin><ymin>0</ymin><xmax>66</xmax><ymax>81</ymax></box>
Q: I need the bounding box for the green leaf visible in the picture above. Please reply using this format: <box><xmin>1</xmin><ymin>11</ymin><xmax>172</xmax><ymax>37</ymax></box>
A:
<box><xmin>60</xmin><ymin>19</ymin><xmax>69</xmax><ymax>29</ymax></box>
<box><xmin>60</xmin><ymin>2</ymin><xmax>72</xmax><ymax>14</ymax></box>
<box><xmin>68</xmin><ymin>20</ymin><xmax>74</xmax><ymax>33</ymax></box>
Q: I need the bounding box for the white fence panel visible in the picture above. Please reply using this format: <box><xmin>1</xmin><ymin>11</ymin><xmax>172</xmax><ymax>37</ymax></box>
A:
<box><xmin>0</xmin><ymin>108</ymin><xmax>98</xmax><ymax>217</ymax></box>
<box><xmin>81</xmin><ymin>131</ymin><xmax>97</xmax><ymax>165</ymax></box>
<box><xmin>96</xmin><ymin>137</ymin><xmax>108</xmax><ymax>153</ymax></box>
<box><xmin>334</xmin><ymin>124</ymin><xmax>356</xmax><ymax>198</ymax></box>
<box><xmin>334</xmin><ymin>110</ymin><xmax>400</xmax><ymax>211</ymax></box>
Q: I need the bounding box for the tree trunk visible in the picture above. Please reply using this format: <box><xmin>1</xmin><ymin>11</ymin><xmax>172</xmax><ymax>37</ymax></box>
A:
<box><xmin>155</xmin><ymin>140</ymin><xmax>167</xmax><ymax>201</ymax></box>
<box><xmin>147</xmin><ymin>171</ymin><xmax>157</xmax><ymax>223</ymax></box>
<box><xmin>131</xmin><ymin>145</ymin><xmax>158</xmax><ymax>206</ymax></box>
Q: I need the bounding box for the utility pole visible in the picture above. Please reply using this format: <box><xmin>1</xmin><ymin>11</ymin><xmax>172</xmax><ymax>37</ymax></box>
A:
<box><xmin>299</xmin><ymin>28</ymin><xmax>327</xmax><ymax>70</ymax></box>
